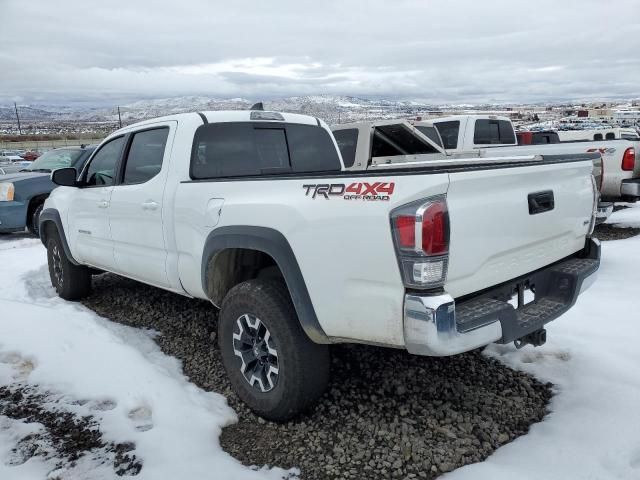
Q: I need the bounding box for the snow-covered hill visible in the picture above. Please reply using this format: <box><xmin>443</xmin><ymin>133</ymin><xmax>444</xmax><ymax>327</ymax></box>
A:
<box><xmin>2</xmin><ymin>95</ymin><xmax>439</xmax><ymax>124</ymax></box>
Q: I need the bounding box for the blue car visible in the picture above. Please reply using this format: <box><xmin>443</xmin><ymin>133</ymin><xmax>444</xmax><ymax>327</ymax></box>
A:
<box><xmin>0</xmin><ymin>145</ymin><xmax>96</xmax><ymax>236</ymax></box>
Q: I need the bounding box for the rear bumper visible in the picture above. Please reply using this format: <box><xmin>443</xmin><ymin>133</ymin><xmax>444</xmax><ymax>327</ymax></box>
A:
<box><xmin>403</xmin><ymin>238</ymin><xmax>600</xmax><ymax>356</ymax></box>
<box><xmin>0</xmin><ymin>201</ymin><xmax>27</xmax><ymax>233</ymax></box>
<box><xmin>621</xmin><ymin>179</ymin><xmax>640</xmax><ymax>198</ymax></box>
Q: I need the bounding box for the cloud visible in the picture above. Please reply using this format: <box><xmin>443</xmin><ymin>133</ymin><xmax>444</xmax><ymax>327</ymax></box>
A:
<box><xmin>0</xmin><ymin>0</ymin><xmax>638</xmax><ymax>105</ymax></box>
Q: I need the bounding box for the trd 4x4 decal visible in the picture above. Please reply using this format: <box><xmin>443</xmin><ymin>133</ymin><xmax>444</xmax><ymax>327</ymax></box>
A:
<box><xmin>303</xmin><ymin>182</ymin><xmax>395</xmax><ymax>200</ymax></box>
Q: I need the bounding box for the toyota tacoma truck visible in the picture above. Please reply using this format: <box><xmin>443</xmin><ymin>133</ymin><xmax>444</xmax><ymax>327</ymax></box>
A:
<box><xmin>40</xmin><ymin>110</ymin><xmax>600</xmax><ymax>421</ymax></box>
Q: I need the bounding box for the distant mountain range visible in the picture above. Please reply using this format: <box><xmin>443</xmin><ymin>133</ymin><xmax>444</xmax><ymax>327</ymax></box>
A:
<box><xmin>0</xmin><ymin>95</ymin><xmax>443</xmax><ymax>124</ymax></box>
<box><xmin>2</xmin><ymin>95</ymin><xmax>636</xmax><ymax>126</ymax></box>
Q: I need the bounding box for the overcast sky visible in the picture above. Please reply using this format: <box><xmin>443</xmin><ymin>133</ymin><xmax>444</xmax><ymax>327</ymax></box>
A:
<box><xmin>1</xmin><ymin>0</ymin><xmax>638</xmax><ymax>106</ymax></box>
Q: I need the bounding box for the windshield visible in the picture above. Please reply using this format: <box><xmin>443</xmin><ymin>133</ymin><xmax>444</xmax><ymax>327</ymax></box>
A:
<box><xmin>25</xmin><ymin>149</ymin><xmax>85</xmax><ymax>172</ymax></box>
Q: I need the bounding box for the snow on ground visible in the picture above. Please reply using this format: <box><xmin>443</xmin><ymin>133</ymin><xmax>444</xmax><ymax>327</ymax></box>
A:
<box><xmin>0</xmin><ymin>236</ymin><xmax>293</xmax><ymax>480</ymax></box>
<box><xmin>447</xmin><ymin>205</ymin><xmax>640</xmax><ymax>480</ymax></box>
<box><xmin>1</xmin><ymin>206</ymin><xmax>640</xmax><ymax>480</ymax></box>
<box><xmin>605</xmin><ymin>204</ymin><xmax>640</xmax><ymax>228</ymax></box>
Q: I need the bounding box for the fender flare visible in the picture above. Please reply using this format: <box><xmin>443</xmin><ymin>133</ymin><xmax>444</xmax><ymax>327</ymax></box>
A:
<box><xmin>39</xmin><ymin>208</ymin><xmax>80</xmax><ymax>265</ymax></box>
<box><xmin>201</xmin><ymin>226</ymin><xmax>329</xmax><ymax>344</ymax></box>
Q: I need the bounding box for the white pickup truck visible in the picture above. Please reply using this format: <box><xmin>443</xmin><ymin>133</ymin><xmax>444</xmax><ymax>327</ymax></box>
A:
<box><xmin>332</xmin><ymin>120</ymin><xmax>608</xmax><ymax>224</ymax></box>
<box><xmin>412</xmin><ymin>115</ymin><xmax>640</xmax><ymax>203</ymax></box>
<box><xmin>40</xmin><ymin>110</ymin><xmax>600</xmax><ymax>420</ymax></box>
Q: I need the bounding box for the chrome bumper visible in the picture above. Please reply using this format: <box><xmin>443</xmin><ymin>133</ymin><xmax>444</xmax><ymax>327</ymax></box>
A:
<box><xmin>621</xmin><ymin>179</ymin><xmax>640</xmax><ymax>198</ymax></box>
<box><xmin>403</xmin><ymin>238</ymin><xmax>600</xmax><ymax>357</ymax></box>
<box><xmin>404</xmin><ymin>293</ymin><xmax>502</xmax><ymax>356</ymax></box>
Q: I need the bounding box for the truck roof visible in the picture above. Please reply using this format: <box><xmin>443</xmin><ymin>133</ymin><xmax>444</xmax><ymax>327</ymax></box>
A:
<box><xmin>112</xmin><ymin>110</ymin><xmax>325</xmax><ymax>136</ymax></box>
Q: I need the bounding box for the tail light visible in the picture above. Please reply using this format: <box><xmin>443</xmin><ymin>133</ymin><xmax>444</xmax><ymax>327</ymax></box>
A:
<box><xmin>599</xmin><ymin>155</ymin><xmax>604</xmax><ymax>191</ymax></box>
<box><xmin>391</xmin><ymin>196</ymin><xmax>449</xmax><ymax>288</ymax></box>
<box><xmin>588</xmin><ymin>175</ymin><xmax>598</xmax><ymax>236</ymax></box>
<box><xmin>622</xmin><ymin>147</ymin><xmax>635</xmax><ymax>171</ymax></box>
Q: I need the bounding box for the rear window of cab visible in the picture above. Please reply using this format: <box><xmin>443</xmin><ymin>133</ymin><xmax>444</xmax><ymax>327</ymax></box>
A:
<box><xmin>190</xmin><ymin>122</ymin><xmax>341</xmax><ymax>179</ymax></box>
<box><xmin>473</xmin><ymin>119</ymin><xmax>516</xmax><ymax>145</ymax></box>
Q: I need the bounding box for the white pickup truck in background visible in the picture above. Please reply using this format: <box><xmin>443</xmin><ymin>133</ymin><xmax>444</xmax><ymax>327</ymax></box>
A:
<box><xmin>413</xmin><ymin>115</ymin><xmax>640</xmax><ymax>204</ymax></box>
<box><xmin>40</xmin><ymin>109</ymin><xmax>599</xmax><ymax>420</ymax></box>
<box><xmin>332</xmin><ymin>119</ymin><xmax>608</xmax><ymax>222</ymax></box>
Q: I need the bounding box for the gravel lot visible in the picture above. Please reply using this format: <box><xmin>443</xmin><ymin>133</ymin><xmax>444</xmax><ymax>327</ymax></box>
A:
<box><xmin>591</xmin><ymin>206</ymin><xmax>640</xmax><ymax>241</ymax></box>
<box><xmin>82</xmin><ymin>275</ymin><xmax>552</xmax><ymax>479</ymax></box>
<box><xmin>592</xmin><ymin>223</ymin><xmax>640</xmax><ymax>241</ymax></box>
<box><xmin>73</xmin><ymin>221</ymin><xmax>640</xmax><ymax>479</ymax></box>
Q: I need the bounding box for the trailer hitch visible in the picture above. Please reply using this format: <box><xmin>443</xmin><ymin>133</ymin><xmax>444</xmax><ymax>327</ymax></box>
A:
<box><xmin>514</xmin><ymin>328</ymin><xmax>547</xmax><ymax>349</ymax></box>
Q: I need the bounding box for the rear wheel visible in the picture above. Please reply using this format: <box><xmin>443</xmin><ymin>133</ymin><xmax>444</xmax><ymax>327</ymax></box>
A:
<box><xmin>46</xmin><ymin>233</ymin><xmax>92</xmax><ymax>300</ymax></box>
<box><xmin>218</xmin><ymin>279</ymin><xmax>330</xmax><ymax>421</ymax></box>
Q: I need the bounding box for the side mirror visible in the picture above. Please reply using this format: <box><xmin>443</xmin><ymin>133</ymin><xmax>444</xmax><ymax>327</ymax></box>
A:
<box><xmin>51</xmin><ymin>167</ymin><xmax>78</xmax><ymax>187</ymax></box>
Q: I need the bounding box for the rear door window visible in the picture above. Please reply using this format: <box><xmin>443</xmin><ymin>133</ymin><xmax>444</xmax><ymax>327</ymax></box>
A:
<box><xmin>473</xmin><ymin>120</ymin><xmax>516</xmax><ymax>145</ymax></box>
<box><xmin>434</xmin><ymin>121</ymin><xmax>460</xmax><ymax>149</ymax></box>
<box><xmin>332</xmin><ymin>128</ymin><xmax>359</xmax><ymax>168</ymax></box>
<box><xmin>191</xmin><ymin>122</ymin><xmax>340</xmax><ymax>179</ymax></box>
<box><xmin>122</xmin><ymin>128</ymin><xmax>169</xmax><ymax>184</ymax></box>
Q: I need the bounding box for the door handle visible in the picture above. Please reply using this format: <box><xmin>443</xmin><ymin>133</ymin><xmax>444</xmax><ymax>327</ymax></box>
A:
<box><xmin>528</xmin><ymin>190</ymin><xmax>554</xmax><ymax>215</ymax></box>
<box><xmin>97</xmin><ymin>200</ymin><xmax>109</xmax><ymax>208</ymax></box>
<box><xmin>141</xmin><ymin>201</ymin><xmax>159</xmax><ymax>211</ymax></box>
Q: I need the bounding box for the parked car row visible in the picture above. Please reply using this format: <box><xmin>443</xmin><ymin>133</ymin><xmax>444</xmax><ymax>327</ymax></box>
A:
<box><xmin>0</xmin><ymin>145</ymin><xmax>96</xmax><ymax>236</ymax></box>
<box><xmin>26</xmin><ymin>108</ymin><xmax>600</xmax><ymax>421</ymax></box>
<box><xmin>0</xmin><ymin>149</ymin><xmax>41</xmax><ymax>164</ymax></box>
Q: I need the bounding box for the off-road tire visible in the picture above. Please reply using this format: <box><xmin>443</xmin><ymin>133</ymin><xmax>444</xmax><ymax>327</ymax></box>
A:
<box><xmin>219</xmin><ymin>279</ymin><xmax>330</xmax><ymax>421</ymax></box>
<box><xmin>46</xmin><ymin>233</ymin><xmax>92</xmax><ymax>300</ymax></box>
<box><xmin>27</xmin><ymin>202</ymin><xmax>44</xmax><ymax>237</ymax></box>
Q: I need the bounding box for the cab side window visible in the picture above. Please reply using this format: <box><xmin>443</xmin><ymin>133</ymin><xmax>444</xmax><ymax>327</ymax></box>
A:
<box><xmin>122</xmin><ymin>128</ymin><xmax>169</xmax><ymax>184</ymax></box>
<box><xmin>85</xmin><ymin>136</ymin><xmax>125</xmax><ymax>186</ymax></box>
<box><xmin>434</xmin><ymin>121</ymin><xmax>460</xmax><ymax>149</ymax></box>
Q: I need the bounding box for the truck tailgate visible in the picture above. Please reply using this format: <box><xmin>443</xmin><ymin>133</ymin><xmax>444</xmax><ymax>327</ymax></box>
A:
<box><xmin>445</xmin><ymin>157</ymin><xmax>594</xmax><ymax>298</ymax></box>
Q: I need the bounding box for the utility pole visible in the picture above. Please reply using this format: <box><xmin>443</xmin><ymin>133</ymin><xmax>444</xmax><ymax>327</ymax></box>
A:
<box><xmin>14</xmin><ymin>102</ymin><xmax>22</xmax><ymax>135</ymax></box>
<box><xmin>117</xmin><ymin>106</ymin><xmax>122</xmax><ymax>128</ymax></box>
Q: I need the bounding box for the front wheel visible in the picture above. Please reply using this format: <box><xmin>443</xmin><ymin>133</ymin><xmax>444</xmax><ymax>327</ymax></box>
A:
<box><xmin>27</xmin><ymin>202</ymin><xmax>45</xmax><ymax>237</ymax></box>
<box><xmin>46</xmin><ymin>233</ymin><xmax>92</xmax><ymax>300</ymax></box>
<box><xmin>218</xmin><ymin>279</ymin><xmax>330</xmax><ymax>421</ymax></box>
